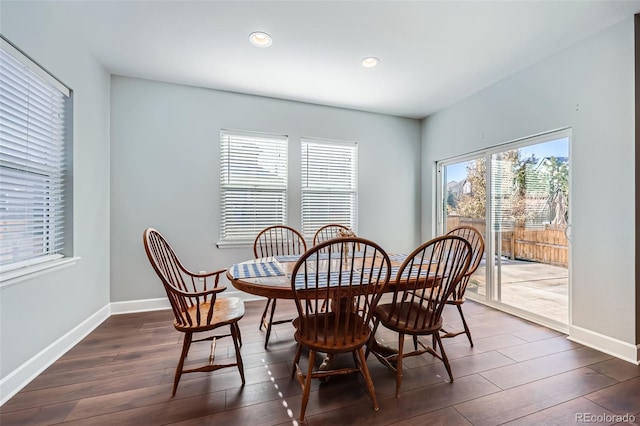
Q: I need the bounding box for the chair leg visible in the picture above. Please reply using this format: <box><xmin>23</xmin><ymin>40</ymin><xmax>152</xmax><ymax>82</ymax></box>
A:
<box><xmin>457</xmin><ymin>304</ymin><xmax>474</xmax><ymax>347</ymax></box>
<box><xmin>365</xmin><ymin>317</ymin><xmax>381</xmax><ymax>359</ymax></box>
<box><xmin>412</xmin><ymin>335</ymin><xmax>418</xmax><ymax>351</ymax></box>
<box><xmin>435</xmin><ymin>333</ymin><xmax>454</xmax><ymax>383</ymax></box>
<box><xmin>259</xmin><ymin>298</ymin><xmax>272</xmax><ymax>330</ymax></box>
<box><xmin>231</xmin><ymin>322</ymin><xmax>245</xmax><ymax>385</ymax></box>
<box><xmin>356</xmin><ymin>346</ymin><xmax>379</xmax><ymax>411</ymax></box>
<box><xmin>173</xmin><ymin>332</ymin><xmax>193</xmax><ymax>396</ymax></box>
<box><xmin>292</xmin><ymin>343</ymin><xmax>302</xmax><ymax>379</ymax></box>
<box><xmin>235</xmin><ymin>322</ymin><xmax>243</xmax><ymax>347</ymax></box>
<box><xmin>395</xmin><ymin>333</ymin><xmax>405</xmax><ymax>398</ymax></box>
<box><xmin>264</xmin><ymin>298</ymin><xmax>278</xmax><ymax>349</ymax></box>
<box><xmin>299</xmin><ymin>349</ymin><xmax>316</xmax><ymax>423</ymax></box>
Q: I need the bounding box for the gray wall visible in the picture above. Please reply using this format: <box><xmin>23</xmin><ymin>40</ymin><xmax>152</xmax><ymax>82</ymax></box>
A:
<box><xmin>421</xmin><ymin>18</ymin><xmax>636</xmax><ymax>346</ymax></box>
<box><xmin>110</xmin><ymin>76</ymin><xmax>421</xmax><ymax>302</ymax></box>
<box><xmin>0</xmin><ymin>2</ymin><xmax>111</xmax><ymax>378</ymax></box>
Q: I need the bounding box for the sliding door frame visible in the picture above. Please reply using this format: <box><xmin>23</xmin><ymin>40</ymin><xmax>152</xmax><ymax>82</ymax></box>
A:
<box><xmin>436</xmin><ymin>127</ymin><xmax>572</xmax><ymax>333</ymax></box>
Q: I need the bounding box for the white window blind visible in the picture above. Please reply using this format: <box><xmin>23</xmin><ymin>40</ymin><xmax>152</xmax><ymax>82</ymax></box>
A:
<box><xmin>301</xmin><ymin>138</ymin><xmax>357</xmax><ymax>239</ymax></box>
<box><xmin>0</xmin><ymin>39</ymin><xmax>70</xmax><ymax>272</ymax></box>
<box><xmin>220</xmin><ymin>130</ymin><xmax>288</xmax><ymax>243</ymax></box>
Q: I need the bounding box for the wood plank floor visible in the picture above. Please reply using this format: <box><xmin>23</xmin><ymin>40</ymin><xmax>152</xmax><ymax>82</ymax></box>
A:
<box><xmin>2</xmin><ymin>299</ymin><xmax>639</xmax><ymax>425</ymax></box>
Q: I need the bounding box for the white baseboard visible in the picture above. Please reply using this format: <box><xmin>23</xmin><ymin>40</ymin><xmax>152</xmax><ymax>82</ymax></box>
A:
<box><xmin>0</xmin><ymin>304</ymin><xmax>111</xmax><ymax>406</ymax></box>
<box><xmin>568</xmin><ymin>325</ymin><xmax>640</xmax><ymax>365</ymax></box>
<box><xmin>110</xmin><ymin>297</ymin><xmax>171</xmax><ymax>314</ymax></box>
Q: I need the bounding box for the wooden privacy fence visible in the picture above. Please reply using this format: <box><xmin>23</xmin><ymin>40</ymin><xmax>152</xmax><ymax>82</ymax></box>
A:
<box><xmin>446</xmin><ymin>217</ymin><xmax>568</xmax><ymax>268</ymax></box>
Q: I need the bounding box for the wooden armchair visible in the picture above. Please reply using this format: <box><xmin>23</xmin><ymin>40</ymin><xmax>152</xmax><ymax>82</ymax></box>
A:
<box><xmin>143</xmin><ymin>228</ymin><xmax>245</xmax><ymax>396</ymax></box>
<box><xmin>367</xmin><ymin>235</ymin><xmax>471</xmax><ymax>396</ymax></box>
<box><xmin>290</xmin><ymin>237</ymin><xmax>391</xmax><ymax>422</ymax></box>
<box><xmin>254</xmin><ymin>225</ymin><xmax>307</xmax><ymax>348</ymax></box>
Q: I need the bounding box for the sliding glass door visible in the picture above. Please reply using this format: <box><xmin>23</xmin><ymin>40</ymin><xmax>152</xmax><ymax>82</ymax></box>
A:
<box><xmin>439</xmin><ymin>155</ymin><xmax>487</xmax><ymax>298</ymax></box>
<box><xmin>439</xmin><ymin>129</ymin><xmax>570</xmax><ymax>330</ymax></box>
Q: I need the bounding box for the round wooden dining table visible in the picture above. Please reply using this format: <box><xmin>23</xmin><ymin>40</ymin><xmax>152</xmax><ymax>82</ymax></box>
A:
<box><xmin>226</xmin><ymin>252</ymin><xmax>447</xmax><ymax>300</ymax></box>
<box><xmin>227</xmin><ymin>254</ymin><xmax>411</xmax><ymax>360</ymax></box>
<box><xmin>226</xmin><ymin>253</ymin><xmax>421</xmax><ymax>297</ymax></box>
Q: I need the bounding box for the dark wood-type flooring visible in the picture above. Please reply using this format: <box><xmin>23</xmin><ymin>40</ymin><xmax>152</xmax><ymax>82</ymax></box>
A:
<box><xmin>2</xmin><ymin>298</ymin><xmax>639</xmax><ymax>425</ymax></box>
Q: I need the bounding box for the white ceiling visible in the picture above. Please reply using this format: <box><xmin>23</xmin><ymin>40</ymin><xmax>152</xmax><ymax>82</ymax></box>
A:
<box><xmin>51</xmin><ymin>1</ymin><xmax>640</xmax><ymax>119</ymax></box>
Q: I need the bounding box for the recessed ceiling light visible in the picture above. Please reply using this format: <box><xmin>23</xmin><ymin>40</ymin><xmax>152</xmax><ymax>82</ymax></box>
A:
<box><xmin>361</xmin><ymin>57</ymin><xmax>380</xmax><ymax>68</ymax></box>
<box><xmin>249</xmin><ymin>32</ymin><xmax>272</xmax><ymax>47</ymax></box>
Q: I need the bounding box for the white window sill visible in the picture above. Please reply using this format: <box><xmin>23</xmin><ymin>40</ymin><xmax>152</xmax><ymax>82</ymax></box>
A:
<box><xmin>216</xmin><ymin>241</ymin><xmax>253</xmax><ymax>249</ymax></box>
<box><xmin>0</xmin><ymin>257</ymin><xmax>81</xmax><ymax>289</ymax></box>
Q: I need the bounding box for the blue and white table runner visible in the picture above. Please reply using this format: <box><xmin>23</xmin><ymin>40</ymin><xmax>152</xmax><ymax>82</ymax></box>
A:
<box><xmin>232</xmin><ymin>253</ymin><xmax>414</xmax><ymax>283</ymax></box>
<box><xmin>389</xmin><ymin>254</ymin><xmax>408</xmax><ymax>263</ymax></box>
<box><xmin>293</xmin><ymin>270</ymin><xmax>364</xmax><ymax>290</ymax></box>
<box><xmin>231</xmin><ymin>261</ymin><xmax>285</xmax><ymax>279</ymax></box>
<box><xmin>274</xmin><ymin>252</ymin><xmax>401</xmax><ymax>265</ymax></box>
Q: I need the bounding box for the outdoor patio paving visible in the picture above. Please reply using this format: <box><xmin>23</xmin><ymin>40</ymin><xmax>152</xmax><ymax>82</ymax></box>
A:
<box><xmin>466</xmin><ymin>258</ymin><xmax>569</xmax><ymax>324</ymax></box>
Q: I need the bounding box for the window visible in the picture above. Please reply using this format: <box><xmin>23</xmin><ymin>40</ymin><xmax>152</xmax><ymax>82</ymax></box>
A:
<box><xmin>219</xmin><ymin>130</ymin><xmax>288</xmax><ymax>244</ymax></box>
<box><xmin>0</xmin><ymin>38</ymin><xmax>72</xmax><ymax>276</ymax></box>
<box><xmin>301</xmin><ymin>138</ymin><xmax>357</xmax><ymax>239</ymax></box>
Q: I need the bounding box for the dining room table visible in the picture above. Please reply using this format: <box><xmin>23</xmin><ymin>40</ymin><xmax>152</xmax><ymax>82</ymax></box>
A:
<box><xmin>227</xmin><ymin>252</ymin><xmax>415</xmax><ymax>300</ymax></box>
<box><xmin>226</xmin><ymin>252</ymin><xmax>440</xmax><ymax>359</ymax></box>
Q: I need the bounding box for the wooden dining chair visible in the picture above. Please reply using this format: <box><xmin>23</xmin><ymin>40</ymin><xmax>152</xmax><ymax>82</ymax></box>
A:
<box><xmin>290</xmin><ymin>237</ymin><xmax>391</xmax><ymax>422</ymax></box>
<box><xmin>143</xmin><ymin>228</ymin><xmax>245</xmax><ymax>396</ymax></box>
<box><xmin>441</xmin><ymin>225</ymin><xmax>485</xmax><ymax>346</ymax></box>
<box><xmin>312</xmin><ymin>223</ymin><xmax>350</xmax><ymax>247</ymax></box>
<box><xmin>314</xmin><ymin>225</ymin><xmax>362</xmax><ymax>266</ymax></box>
<box><xmin>367</xmin><ymin>235</ymin><xmax>471</xmax><ymax>396</ymax></box>
<box><xmin>254</xmin><ymin>225</ymin><xmax>307</xmax><ymax>348</ymax></box>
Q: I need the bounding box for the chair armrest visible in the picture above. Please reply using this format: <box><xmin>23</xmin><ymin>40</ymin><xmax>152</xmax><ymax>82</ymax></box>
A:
<box><xmin>170</xmin><ymin>285</ymin><xmax>227</xmax><ymax>298</ymax></box>
<box><xmin>188</xmin><ymin>268</ymin><xmax>227</xmax><ymax>290</ymax></box>
<box><xmin>192</xmin><ymin>268</ymin><xmax>227</xmax><ymax>279</ymax></box>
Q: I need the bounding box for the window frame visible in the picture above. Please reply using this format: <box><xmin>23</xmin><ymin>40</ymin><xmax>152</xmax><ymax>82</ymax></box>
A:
<box><xmin>218</xmin><ymin>129</ymin><xmax>289</xmax><ymax>247</ymax></box>
<box><xmin>300</xmin><ymin>137</ymin><xmax>358</xmax><ymax>240</ymax></box>
<box><xmin>0</xmin><ymin>37</ymin><xmax>76</xmax><ymax>285</ymax></box>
